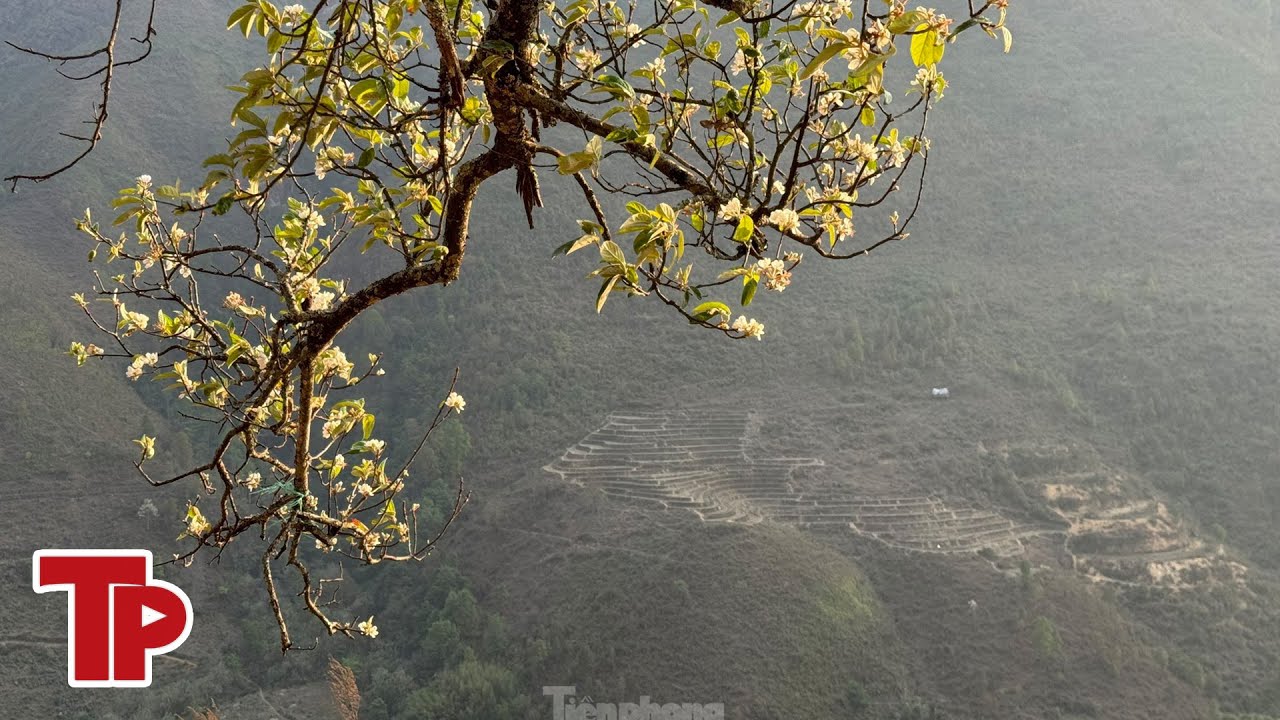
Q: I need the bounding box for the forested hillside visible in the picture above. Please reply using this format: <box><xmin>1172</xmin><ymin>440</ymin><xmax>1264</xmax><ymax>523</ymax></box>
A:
<box><xmin>2</xmin><ymin>1</ymin><xmax>1280</xmax><ymax>719</ymax></box>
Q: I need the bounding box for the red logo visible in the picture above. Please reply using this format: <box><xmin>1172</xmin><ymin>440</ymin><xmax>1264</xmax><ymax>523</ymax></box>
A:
<box><xmin>32</xmin><ymin>550</ymin><xmax>193</xmax><ymax>687</ymax></box>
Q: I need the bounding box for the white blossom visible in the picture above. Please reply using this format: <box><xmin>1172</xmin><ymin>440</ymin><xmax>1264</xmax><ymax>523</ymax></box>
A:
<box><xmin>767</xmin><ymin>208</ymin><xmax>801</xmax><ymax>234</ymax></box>
<box><xmin>444</xmin><ymin>391</ymin><xmax>466</xmax><ymax>412</ymax></box>
<box><xmin>125</xmin><ymin>352</ymin><xmax>159</xmax><ymax>382</ymax></box>
<box><xmin>731</xmin><ymin>315</ymin><xmax>765</xmax><ymax>340</ymax></box>
<box><xmin>718</xmin><ymin>197</ymin><xmax>745</xmax><ymax>221</ymax></box>
<box><xmin>757</xmin><ymin>258</ymin><xmax>792</xmax><ymax>291</ymax></box>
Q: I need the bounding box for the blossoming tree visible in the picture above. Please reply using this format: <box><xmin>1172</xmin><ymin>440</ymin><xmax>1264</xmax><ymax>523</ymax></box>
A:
<box><xmin>18</xmin><ymin>0</ymin><xmax>1013</xmax><ymax>651</ymax></box>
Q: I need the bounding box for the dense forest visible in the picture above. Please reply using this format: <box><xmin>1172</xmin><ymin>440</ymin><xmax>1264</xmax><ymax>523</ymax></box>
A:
<box><xmin>3</xmin><ymin>1</ymin><xmax>1280</xmax><ymax>719</ymax></box>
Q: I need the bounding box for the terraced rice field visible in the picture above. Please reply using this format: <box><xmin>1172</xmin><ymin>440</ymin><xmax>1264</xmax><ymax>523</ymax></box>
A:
<box><xmin>545</xmin><ymin>411</ymin><xmax>1039</xmax><ymax>557</ymax></box>
<box><xmin>1029</xmin><ymin>462</ymin><xmax>1243</xmax><ymax>587</ymax></box>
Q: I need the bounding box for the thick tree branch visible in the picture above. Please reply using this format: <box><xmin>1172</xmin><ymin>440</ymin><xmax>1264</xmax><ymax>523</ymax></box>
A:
<box><xmin>294</xmin><ymin>147</ymin><xmax>512</xmax><ymax>357</ymax></box>
<box><xmin>513</xmin><ymin>84</ymin><xmax>719</xmax><ymax>202</ymax></box>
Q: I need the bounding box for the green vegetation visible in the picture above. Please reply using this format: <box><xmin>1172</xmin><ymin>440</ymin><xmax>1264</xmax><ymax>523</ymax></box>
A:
<box><xmin>1028</xmin><ymin>615</ymin><xmax>1062</xmax><ymax>661</ymax></box>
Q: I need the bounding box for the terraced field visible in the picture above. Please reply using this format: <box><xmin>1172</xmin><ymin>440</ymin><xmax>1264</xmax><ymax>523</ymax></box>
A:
<box><xmin>545</xmin><ymin>411</ymin><xmax>1040</xmax><ymax>558</ymax></box>
<box><xmin>993</xmin><ymin>443</ymin><xmax>1247</xmax><ymax>588</ymax></box>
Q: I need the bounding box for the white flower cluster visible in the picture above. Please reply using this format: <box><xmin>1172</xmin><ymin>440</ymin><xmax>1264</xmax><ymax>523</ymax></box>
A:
<box><xmin>818</xmin><ymin>210</ymin><xmax>855</xmax><ymax>243</ymax></box>
<box><xmin>729</xmin><ymin>49</ymin><xmax>761</xmax><ymax>76</ymax></box>
<box><xmin>118</xmin><ymin>307</ymin><xmax>150</xmax><ymax>336</ymax></box>
<box><xmin>848</xmin><ymin>134</ymin><xmax>878</xmax><ymax>165</ymax></box>
<box><xmin>767</xmin><ymin>208</ymin><xmax>801</xmax><ymax>234</ymax></box>
<box><xmin>719</xmin><ymin>197</ymin><xmax>748</xmax><ymax>221</ymax></box>
<box><xmin>792</xmin><ymin>0</ymin><xmax>851</xmax><ymax>24</ymax></box>
<box><xmin>295</xmin><ymin>204</ymin><xmax>327</xmax><ymax>232</ymax></box>
<box><xmin>816</xmin><ymin>92</ymin><xmax>844</xmax><ymax>116</ymax></box>
<box><xmin>282</xmin><ymin>4</ymin><xmax>307</xmax><ymax>25</ymax></box>
<box><xmin>125</xmin><ymin>352</ymin><xmax>159</xmax><ymax>381</ymax></box>
<box><xmin>757</xmin><ymin>258</ymin><xmax>792</xmax><ymax>292</ymax></box>
<box><xmin>323</xmin><ymin>403</ymin><xmax>364</xmax><ymax>439</ymax></box>
<box><xmin>316</xmin><ymin>347</ymin><xmax>354</xmax><ymax>380</ymax></box>
<box><xmin>862</xmin><ymin>19</ymin><xmax>891</xmax><ymax>50</ymax></box>
<box><xmin>573</xmin><ymin>48</ymin><xmax>602</xmax><ymax>72</ymax></box>
<box><xmin>184</xmin><ymin>504</ymin><xmax>211</xmax><ymax>538</ymax></box>
<box><xmin>314</xmin><ymin>147</ymin><xmax>355</xmax><ymax>180</ymax></box>
<box><xmin>292</xmin><ymin>272</ymin><xmax>336</xmax><ymax>312</ymax></box>
<box><xmin>731</xmin><ymin>315</ymin><xmax>766</xmax><ymax>340</ymax></box>
<box><xmin>886</xmin><ymin>137</ymin><xmax>907</xmax><ymax>167</ymax></box>
<box><xmin>911</xmin><ymin>65</ymin><xmax>946</xmax><ymax>98</ymax></box>
<box><xmin>268</xmin><ymin>123</ymin><xmax>300</xmax><ymax>147</ymax></box>
<box><xmin>242</xmin><ymin>472</ymin><xmax>263</xmax><ymax>491</ymax></box>
<box><xmin>67</xmin><ymin>342</ymin><xmax>104</xmax><ymax>366</ymax></box>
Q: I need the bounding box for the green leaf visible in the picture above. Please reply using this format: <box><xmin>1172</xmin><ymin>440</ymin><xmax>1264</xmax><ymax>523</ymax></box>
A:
<box><xmin>227</xmin><ymin>4</ymin><xmax>257</xmax><ymax>36</ymax></box>
<box><xmin>227</xmin><ymin>5</ymin><xmax>254</xmax><ymax>29</ymax></box>
<box><xmin>267</xmin><ymin>29</ymin><xmax>288</xmax><ymax>54</ymax></box>
<box><xmin>237</xmin><ymin>108</ymin><xmax>267</xmax><ymax>131</ymax></box>
<box><xmin>887</xmin><ymin>10</ymin><xmax>928</xmax><ymax>34</ymax></box>
<box><xmin>557</xmin><ymin>152</ymin><xmax>594</xmax><ymax>175</ymax></box>
<box><xmin>799</xmin><ymin>42</ymin><xmax>848</xmax><ymax>81</ymax></box>
<box><xmin>741</xmin><ymin>275</ymin><xmax>759</xmax><ymax>306</ymax></box>
<box><xmin>716</xmin><ymin>11</ymin><xmax>740</xmax><ymax>26</ymax></box>
<box><xmin>362</xmin><ymin>414</ymin><xmax>375</xmax><ymax>440</ymax></box>
<box><xmin>849</xmin><ymin>45</ymin><xmax>896</xmax><ymax>81</ymax></box>
<box><xmin>350</xmin><ymin>78</ymin><xmax>386</xmax><ymax>114</ymax></box>
<box><xmin>756</xmin><ymin>72</ymin><xmax>772</xmax><ymax>96</ymax></box>
<box><xmin>203</xmin><ymin>153</ymin><xmax>236</xmax><ymax>168</ymax></box>
<box><xmin>950</xmin><ymin>17</ymin><xmax>985</xmax><ymax>40</ymax></box>
<box><xmin>711</xmin><ymin>133</ymin><xmax>737</xmax><ymax>149</ymax></box>
<box><xmin>590</xmin><ymin>75</ymin><xmax>635</xmax><ymax>100</ymax></box>
<box><xmin>596</xmin><ymin>275</ymin><xmax>620</xmax><ymax>313</ymax></box>
<box><xmin>373</xmin><ymin>499</ymin><xmax>397</xmax><ymax>529</ymax></box>
<box><xmin>553</xmin><ymin>234</ymin><xmax>599</xmax><ymax>257</ymax></box>
<box><xmin>599</xmin><ymin>240</ymin><xmax>626</xmax><ymax>267</ymax></box>
<box><xmin>732</xmin><ymin>215</ymin><xmax>754</xmax><ymax>243</ymax></box>
<box><xmin>716</xmin><ymin>267</ymin><xmax>753</xmax><ymax>281</ymax></box>
<box><xmin>213</xmin><ymin>194</ymin><xmax>236</xmax><ymax>216</ymax></box>
<box><xmin>391</xmin><ymin>76</ymin><xmax>410</xmax><ymax>101</ymax></box>
<box><xmin>691</xmin><ymin>300</ymin><xmax>731</xmax><ymax>323</ymax></box>
<box><xmin>910</xmin><ymin>26</ymin><xmax>945</xmax><ymax>67</ymax></box>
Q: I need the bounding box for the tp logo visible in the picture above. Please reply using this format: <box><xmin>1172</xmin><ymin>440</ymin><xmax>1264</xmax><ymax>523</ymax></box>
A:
<box><xmin>33</xmin><ymin>550</ymin><xmax>193</xmax><ymax>687</ymax></box>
